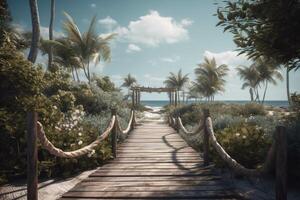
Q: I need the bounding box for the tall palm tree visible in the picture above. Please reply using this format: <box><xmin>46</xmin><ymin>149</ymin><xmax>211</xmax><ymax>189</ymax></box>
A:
<box><xmin>122</xmin><ymin>74</ymin><xmax>137</xmax><ymax>99</ymax></box>
<box><xmin>255</xmin><ymin>58</ymin><xmax>283</xmax><ymax>104</ymax></box>
<box><xmin>48</xmin><ymin>0</ymin><xmax>55</xmax><ymax>70</ymax></box>
<box><xmin>27</xmin><ymin>1</ymin><xmax>40</xmax><ymax>199</ymax></box>
<box><xmin>194</xmin><ymin>57</ymin><xmax>228</xmax><ymax>101</ymax></box>
<box><xmin>62</xmin><ymin>12</ymin><xmax>116</xmax><ymax>83</ymax></box>
<box><xmin>237</xmin><ymin>64</ymin><xmax>260</xmax><ymax>101</ymax></box>
<box><xmin>27</xmin><ymin>0</ymin><xmax>40</xmax><ymax>63</ymax></box>
<box><xmin>164</xmin><ymin>69</ymin><xmax>189</xmax><ymax>103</ymax></box>
<box><xmin>52</xmin><ymin>38</ymin><xmax>82</xmax><ymax>81</ymax></box>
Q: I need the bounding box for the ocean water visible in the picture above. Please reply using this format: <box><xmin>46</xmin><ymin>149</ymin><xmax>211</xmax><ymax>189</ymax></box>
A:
<box><xmin>141</xmin><ymin>100</ymin><xmax>289</xmax><ymax>108</ymax></box>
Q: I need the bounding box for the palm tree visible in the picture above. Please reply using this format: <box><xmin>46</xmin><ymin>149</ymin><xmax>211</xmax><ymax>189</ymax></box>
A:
<box><xmin>27</xmin><ymin>1</ymin><xmax>40</xmax><ymax>199</ymax></box>
<box><xmin>194</xmin><ymin>57</ymin><xmax>228</xmax><ymax>101</ymax></box>
<box><xmin>62</xmin><ymin>12</ymin><xmax>116</xmax><ymax>83</ymax></box>
<box><xmin>27</xmin><ymin>0</ymin><xmax>40</xmax><ymax>63</ymax></box>
<box><xmin>255</xmin><ymin>58</ymin><xmax>283</xmax><ymax>104</ymax></box>
<box><xmin>164</xmin><ymin>69</ymin><xmax>189</xmax><ymax>103</ymax></box>
<box><xmin>48</xmin><ymin>0</ymin><xmax>55</xmax><ymax>70</ymax></box>
<box><xmin>187</xmin><ymin>84</ymin><xmax>202</xmax><ymax>102</ymax></box>
<box><xmin>122</xmin><ymin>74</ymin><xmax>137</xmax><ymax>99</ymax></box>
<box><xmin>52</xmin><ymin>38</ymin><xmax>82</xmax><ymax>81</ymax></box>
<box><xmin>237</xmin><ymin>64</ymin><xmax>260</xmax><ymax>101</ymax></box>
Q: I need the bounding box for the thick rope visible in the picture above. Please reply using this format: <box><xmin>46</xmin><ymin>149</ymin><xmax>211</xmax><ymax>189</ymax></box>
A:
<box><xmin>205</xmin><ymin>117</ymin><xmax>276</xmax><ymax>176</ymax></box>
<box><xmin>177</xmin><ymin>117</ymin><xmax>203</xmax><ymax>135</ymax></box>
<box><xmin>37</xmin><ymin>116</ymin><xmax>116</xmax><ymax>158</ymax></box>
<box><xmin>116</xmin><ymin>110</ymin><xmax>134</xmax><ymax>134</ymax></box>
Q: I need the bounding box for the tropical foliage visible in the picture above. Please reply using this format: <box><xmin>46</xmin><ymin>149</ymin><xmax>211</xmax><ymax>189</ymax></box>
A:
<box><xmin>164</xmin><ymin>69</ymin><xmax>189</xmax><ymax>103</ymax></box>
<box><xmin>0</xmin><ymin>3</ymin><xmax>130</xmax><ymax>184</ymax></box>
<box><xmin>192</xmin><ymin>57</ymin><xmax>228</xmax><ymax>101</ymax></box>
<box><xmin>237</xmin><ymin>58</ymin><xmax>283</xmax><ymax>103</ymax></box>
<box><xmin>122</xmin><ymin>73</ymin><xmax>137</xmax><ymax>99</ymax></box>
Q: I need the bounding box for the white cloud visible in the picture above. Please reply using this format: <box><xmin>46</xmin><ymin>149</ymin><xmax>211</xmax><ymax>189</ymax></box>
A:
<box><xmin>98</xmin><ymin>16</ymin><xmax>118</xmax><ymax>30</ymax></box>
<box><xmin>90</xmin><ymin>3</ymin><xmax>96</xmax><ymax>8</ymax></box>
<box><xmin>40</xmin><ymin>26</ymin><xmax>64</xmax><ymax>39</ymax></box>
<box><xmin>181</xmin><ymin>18</ymin><xmax>193</xmax><ymax>27</ymax></box>
<box><xmin>126</xmin><ymin>44</ymin><xmax>141</xmax><ymax>53</ymax></box>
<box><xmin>203</xmin><ymin>50</ymin><xmax>250</xmax><ymax>76</ymax></box>
<box><xmin>115</xmin><ymin>10</ymin><xmax>192</xmax><ymax>46</ymax></box>
<box><xmin>161</xmin><ymin>56</ymin><xmax>180</xmax><ymax>63</ymax></box>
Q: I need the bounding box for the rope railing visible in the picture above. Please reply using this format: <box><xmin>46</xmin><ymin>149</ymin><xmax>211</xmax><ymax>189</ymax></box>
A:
<box><xmin>177</xmin><ymin>117</ymin><xmax>203</xmax><ymax>135</ymax></box>
<box><xmin>37</xmin><ymin>116</ymin><xmax>116</xmax><ymax>158</ymax></box>
<box><xmin>26</xmin><ymin>109</ymin><xmax>136</xmax><ymax>200</ymax></box>
<box><xmin>116</xmin><ymin>110</ymin><xmax>134</xmax><ymax>134</ymax></box>
<box><xmin>36</xmin><ymin>109</ymin><xmax>135</xmax><ymax>158</ymax></box>
<box><xmin>168</xmin><ymin>108</ymin><xmax>287</xmax><ymax>200</ymax></box>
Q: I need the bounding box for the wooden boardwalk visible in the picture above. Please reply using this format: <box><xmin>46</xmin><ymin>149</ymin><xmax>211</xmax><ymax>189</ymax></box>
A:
<box><xmin>61</xmin><ymin>120</ymin><xmax>242</xmax><ymax>199</ymax></box>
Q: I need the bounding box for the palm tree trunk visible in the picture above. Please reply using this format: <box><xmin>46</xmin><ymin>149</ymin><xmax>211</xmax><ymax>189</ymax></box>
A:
<box><xmin>71</xmin><ymin>66</ymin><xmax>76</xmax><ymax>81</ymax></box>
<box><xmin>87</xmin><ymin>60</ymin><xmax>91</xmax><ymax>83</ymax></box>
<box><xmin>74</xmin><ymin>67</ymin><xmax>80</xmax><ymax>82</ymax></box>
<box><xmin>262</xmin><ymin>81</ymin><xmax>268</xmax><ymax>104</ymax></box>
<box><xmin>27</xmin><ymin>0</ymin><xmax>40</xmax><ymax>63</ymax></box>
<box><xmin>48</xmin><ymin>0</ymin><xmax>55</xmax><ymax>70</ymax></box>
<box><xmin>249</xmin><ymin>88</ymin><xmax>254</xmax><ymax>101</ymax></box>
<box><xmin>286</xmin><ymin>66</ymin><xmax>291</xmax><ymax>106</ymax></box>
<box><xmin>81</xmin><ymin>61</ymin><xmax>89</xmax><ymax>82</ymax></box>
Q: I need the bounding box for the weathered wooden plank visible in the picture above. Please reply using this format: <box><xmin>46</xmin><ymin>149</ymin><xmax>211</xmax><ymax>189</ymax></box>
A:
<box><xmin>70</xmin><ymin>185</ymin><xmax>235</xmax><ymax>192</ymax></box>
<box><xmin>62</xmin><ymin>190</ymin><xmax>238</xmax><ymax>198</ymax></box>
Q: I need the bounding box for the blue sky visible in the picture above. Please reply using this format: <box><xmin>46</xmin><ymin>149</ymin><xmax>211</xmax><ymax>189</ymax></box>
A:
<box><xmin>8</xmin><ymin>0</ymin><xmax>299</xmax><ymax>100</ymax></box>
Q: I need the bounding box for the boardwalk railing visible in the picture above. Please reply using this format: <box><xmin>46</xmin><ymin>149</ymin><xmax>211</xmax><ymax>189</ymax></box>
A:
<box><xmin>168</xmin><ymin>108</ymin><xmax>287</xmax><ymax>200</ymax></box>
<box><xmin>26</xmin><ymin>109</ymin><xmax>136</xmax><ymax>200</ymax></box>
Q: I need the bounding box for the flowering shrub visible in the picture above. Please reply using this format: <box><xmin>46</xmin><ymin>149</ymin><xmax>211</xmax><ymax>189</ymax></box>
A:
<box><xmin>212</xmin><ymin>123</ymin><xmax>271</xmax><ymax>168</ymax></box>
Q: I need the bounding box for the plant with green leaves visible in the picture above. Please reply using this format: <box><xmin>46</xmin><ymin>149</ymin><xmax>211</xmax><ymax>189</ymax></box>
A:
<box><xmin>237</xmin><ymin>58</ymin><xmax>283</xmax><ymax>103</ymax></box>
<box><xmin>216</xmin><ymin>0</ymin><xmax>300</xmax><ymax>105</ymax></box>
<box><xmin>121</xmin><ymin>74</ymin><xmax>137</xmax><ymax>99</ymax></box>
<box><xmin>194</xmin><ymin>57</ymin><xmax>228</xmax><ymax>101</ymax></box>
<box><xmin>62</xmin><ymin>12</ymin><xmax>115</xmax><ymax>83</ymax></box>
<box><xmin>164</xmin><ymin>69</ymin><xmax>189</xmax><ymax>103</ymax></box>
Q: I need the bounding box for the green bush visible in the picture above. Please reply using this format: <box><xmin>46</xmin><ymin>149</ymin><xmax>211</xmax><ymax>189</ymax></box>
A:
<box><xmin>0</xmin><ymin>41</ymin><xmax>131</xmax><ymax>184</ymax></box>
<box><xmin>212</xmin><ymin>123</ymin><xmax>271</xmax><ymax>168</ymax></box>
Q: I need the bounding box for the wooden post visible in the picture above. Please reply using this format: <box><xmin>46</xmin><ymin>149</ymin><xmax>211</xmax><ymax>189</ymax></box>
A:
<box><xmin>175</xmin><ymin>90</ymin><xmax>178</xmax><ymax>107</ymax></box>
<box><xmin>138</xmin><ymin>90</ymin><xmax>141</xmax><ymax>105</ymax></box>
<box><xmin>135</xmin><ymin>90</ymin><xmax>139</xmax><ymax>107</ymax></box>
<box><xmin>131</xmin><ymin>109</ymin><xmax>136</xmax><ymax>130</ymax></box>
<box><xmin>132</xmin><ymin>89</ymin><xmax>135</xmax><ymax>108</ymax></box>
<box><xmin>175</xmin><ymin>117</ymin><xmax>179</xmax><ymax>133</ymax></box>
<box><xmin>111</xmin><ymin>109</ymin><xmax>117</xmax><ymax>158</ymax></box>
<box><xmin>203</xmin><ymin>109</ymin><xmax>210</xmax><ymax>166</ymax></box>
<box><xmin>275</xmin><ymin>126</ymin><xmax>287</xmax><ymax>200</ymax></box>
<box><xmin>27</xmin><ymin>112</ymin><xmax>38</xmax><ymax>200</ymax></box>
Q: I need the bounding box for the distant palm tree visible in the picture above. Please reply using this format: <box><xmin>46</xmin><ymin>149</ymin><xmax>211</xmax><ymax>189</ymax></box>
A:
<box><xmin>164</xmin><ymin>69</ymin><xmax>189</xmax><ymax>103</ymax></box>
<box><xmin>187</xmin><ymin>84</ymin><xmax>202</xmax><ymax>102</ymax></box>
<box><xmin>237</xmin><ymin>64</ymin><xmax>260</xmax><ymax>101</ymax></box>
<box><xmin>62</xmin><ymin>12</ymin><xmax>116</xmax><ymax>83</ymax></box>
<box><xmin>255</xmin><ymin>58</ymin><xmax>283</xmax><ymax>104</ymax></box>
<box><xmin>194</xmin><ymin>57</ymin><xmax>228</xmax><ymax>101</ymax></box>
<box><xmin>122</xmin><ymin>74</ymin><xmax>137</xmax><ymax>99</ymax></box>
<box><xmin>237</xmin><ymin>58</ymin><xmax>283</xmax><ymax>103</ymax></box>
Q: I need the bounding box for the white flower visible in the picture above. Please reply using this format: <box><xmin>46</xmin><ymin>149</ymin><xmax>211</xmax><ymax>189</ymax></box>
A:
<box><xmin>87</xmin><ymin>149</ymin><xmax>95</xmax><ymax>157</ymax></box>
<box><xmin>78</xmin><ymin>140</ymin><xmax>83</xmax><ymax>145</ymax></box>
<box><xmin>78</xmin><ymin>132</ymin><xmax>82</xmax><ymax>136</ymax></box>
<box><xmin>235</xmin><ymin>133</ymin><xmax>240</xmax><ymax>137</ymax></box>
<box><xmin>53</xmin><ymin>105</ymin><xmax>57</xmax><ymax>110</ymax></box>
<box><xmin>55</xmin><ymin>126</ymin><xmax>61</xmax><ymax>131</ymax></box>
<box><xmin>242</xmin><ymin>135</ymin><xmax>246</xmax><ymax>139</ymax></box>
